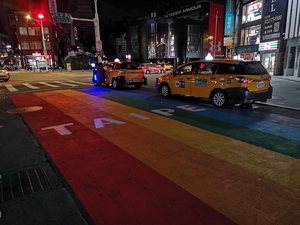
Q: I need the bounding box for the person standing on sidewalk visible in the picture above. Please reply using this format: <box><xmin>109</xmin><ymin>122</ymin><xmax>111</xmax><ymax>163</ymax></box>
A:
<box><xmin>96</xmin><ymin>62</ymin><xmax>105</xmax><ymax>87</ymax></box>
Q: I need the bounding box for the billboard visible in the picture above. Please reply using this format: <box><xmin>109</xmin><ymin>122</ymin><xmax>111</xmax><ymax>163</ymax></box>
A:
<box><xmin>261</xmin><ymin>0</ymin><xmax>287</xmax><ymax>42</ymax></box>
<box><xmin>208</xmin><ymin>3</ymin><xmax>224</xmax><ymax>55</ymax></box>
<box><xmin>224</xmin><ymin>0</ymin><xmax>235</xmax><ymax>36</ymax></box>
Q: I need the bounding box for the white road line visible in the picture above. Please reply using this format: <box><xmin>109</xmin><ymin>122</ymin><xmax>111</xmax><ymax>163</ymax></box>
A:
<box><xmin>5</xmin><ymin>84</ymin><xmax>18</xmax><ymax>92</ymax></box>
<box><xmin>39</xmin><ymin>82</ymin><xmax>60</xmax><ymax>87</ymax></box>
<box><xmin>53</xmin><ymin>81</ymin><xmax>78</xmax><ymax>87</ymax></box>
<box><xmin>67</xmin><ymin>80</ymin><xmax>93</xmax><ymax>86</ymax></box>
<box><xmin>22</xmin><ymin>83</ymin><xmax>40</xmax><ymax>89</ymax></box>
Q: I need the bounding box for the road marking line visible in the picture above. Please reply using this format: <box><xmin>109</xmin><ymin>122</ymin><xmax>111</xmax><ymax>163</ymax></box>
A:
<box><xmin>67</xmin><ymin>80</ymin><xmax>93</xmax><ymax>86</ymax></box>
<box><xmin>39</xmin><ymin>82</ymin><xmax>60</xmax><ymax>88</ymax></box>
<box><xmin>53</xmin><ymin>81</ymin><xmax>78</xmax><ymax>87</ymax></box>
<box><xmin>22</xmin><ymin>83</ymin><xmax>40</xmax><ymax>89</ymax></box>
<box><xmin>5</xmin><ymin>84</ymin><xmax>18</xmax><ymax>92</ymax></box>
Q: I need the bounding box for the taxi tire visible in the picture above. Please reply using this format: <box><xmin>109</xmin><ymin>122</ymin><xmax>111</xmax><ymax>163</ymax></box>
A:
<box><xmin>134</xmin><ymin>84</ymin><xmax>142</xmax><ymax>89</ymax></box>
<box><xmin>112</xmin><ymin>79</ymin><xmax>118</xmax><ymax>89</ymax></box>
<box><xmin>161</xmin><ymin>84</ymin><xmax>171</xmax><ymax>97</ymax></box>
<box><xmin>212</xmin><ymin>90</ymin><xmax>228</xmax><ymax>108</ymax></box>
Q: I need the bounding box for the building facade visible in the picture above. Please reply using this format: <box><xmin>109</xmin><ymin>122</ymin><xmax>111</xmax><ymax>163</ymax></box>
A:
<box><xmin>126</xmin><ymin>1</ymin><xmax>224</xmax><ymax>67</ymax></box>
<box><xmin>284</xmin><ymin>0</ymin><xmax>300</xmax><ymax>77</ymax></box>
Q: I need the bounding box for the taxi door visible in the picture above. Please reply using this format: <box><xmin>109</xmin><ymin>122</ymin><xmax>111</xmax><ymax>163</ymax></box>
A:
<box><xmin>171</xmin><ymin>64</ymin><xmax>195</xmax><ymax>95</ymax></box>
<box><xmin>190</xmin><ymin>63</ymin><xmax>218</xmax><ymax>98</ymax></box>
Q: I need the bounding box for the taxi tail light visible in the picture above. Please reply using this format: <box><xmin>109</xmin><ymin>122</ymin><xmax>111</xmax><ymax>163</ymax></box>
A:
<box><xmin>268</xmin><ymin>76</ymin><xmax>272</xmax><ymax>82</ymax></box>
<box><xmin>235</xmin><ymin>77</ymin><xmax>253</xmax><ymax>84</ymax></box>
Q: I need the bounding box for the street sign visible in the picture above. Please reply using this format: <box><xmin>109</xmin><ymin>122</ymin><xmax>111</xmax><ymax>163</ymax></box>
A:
<box><xmin>52</xmin><ymin>13</ymin><xmax>71</xmax><ymax>24</ymax></box>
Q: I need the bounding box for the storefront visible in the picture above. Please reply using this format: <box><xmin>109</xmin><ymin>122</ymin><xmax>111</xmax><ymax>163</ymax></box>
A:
<box><xmin>259</xmin><ymin>41</ymin><xmax>279</xmax><ymax>76</ymax></box>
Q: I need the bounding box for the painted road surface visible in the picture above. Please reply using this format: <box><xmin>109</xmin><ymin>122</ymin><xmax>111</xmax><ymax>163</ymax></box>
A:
<box><xmin>9</xmin><ymin>89</ymin><xmax>300</xmax><ymax>225</ymax></box>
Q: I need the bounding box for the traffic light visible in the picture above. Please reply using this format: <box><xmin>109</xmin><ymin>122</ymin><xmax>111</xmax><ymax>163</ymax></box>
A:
<box><xmin>38</xmin><ymin>14</ymin><xmax>44</xmax><ymax>19</ymax></box>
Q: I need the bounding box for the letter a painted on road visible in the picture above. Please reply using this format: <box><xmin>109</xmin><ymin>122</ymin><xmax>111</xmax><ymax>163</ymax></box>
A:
<box><xmin>94</xmin><ymin>118</ymin><xmax>126</xmax><ymax>128</ymax></box>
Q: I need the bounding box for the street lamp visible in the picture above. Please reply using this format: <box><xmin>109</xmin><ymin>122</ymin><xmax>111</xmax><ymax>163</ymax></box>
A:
<box><xmin>27</xmin><ymin>14</ymin><xmax>49</xmax><ymax>71</ymax></box>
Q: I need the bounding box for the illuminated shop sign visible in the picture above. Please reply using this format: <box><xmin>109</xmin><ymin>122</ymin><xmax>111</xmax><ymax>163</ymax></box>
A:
<box><xmin>164</xmin><ymin>4</ymin><xmax>202</xmax><ymax>17</ymax></box>
<box><xmin>224</xmin><ymin>0</ymin><xmax>235</xmax><ymax>36</ymax></box>
<box><xmin>235</xmin><ymin>44</ymin><xmax>259</xmax><ymax>53</ymax></box>
<box><xmin>261</xmin><ymin>0</ymin><xmax>287</xmax><ymax>42</ymax></box>
<box><xmin>259</xmin><ymin>41</ymin><xmax>279</xmax><ymax>51</ymax></box>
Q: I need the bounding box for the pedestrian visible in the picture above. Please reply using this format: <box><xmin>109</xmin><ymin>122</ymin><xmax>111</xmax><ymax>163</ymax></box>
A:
<box><xmin>96</xmin><ymin>62</ymin><xmax>105</xmax><ymax>87</ymax></box>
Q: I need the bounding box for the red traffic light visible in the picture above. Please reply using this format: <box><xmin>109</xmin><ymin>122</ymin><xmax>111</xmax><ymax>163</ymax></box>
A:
<box><xmin>38</xmin><ymin>14</ymin><xmax>44</xmax><ymax>19</ymax></box>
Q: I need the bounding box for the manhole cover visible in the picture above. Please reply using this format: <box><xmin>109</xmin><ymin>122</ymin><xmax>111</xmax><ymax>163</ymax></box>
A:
<box><xmin>7</xmin><ymin>106</ymin><xmax>43</xmax><ymax>114</ymax></box>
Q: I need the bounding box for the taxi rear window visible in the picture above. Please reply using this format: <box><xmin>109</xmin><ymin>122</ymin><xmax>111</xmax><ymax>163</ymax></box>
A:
<box><xmin>239</xmin><ymin>62</ymin><xmax>268</xmax><ymax>75</ymax></box>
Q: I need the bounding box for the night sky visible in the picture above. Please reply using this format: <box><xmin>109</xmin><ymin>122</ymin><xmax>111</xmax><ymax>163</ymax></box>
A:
<box><xmin>12</xmin><ymin>0</ymin><xmax>224</xmax><ymax>22</ymax></box>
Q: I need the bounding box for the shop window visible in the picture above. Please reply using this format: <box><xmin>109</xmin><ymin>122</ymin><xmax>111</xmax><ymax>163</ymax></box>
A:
<box><xmin>241</xmin><ymin>25</ymin><xmax>261</xmax><ymax>46</ymax></box>
<box><xmin>242</xmin><ymin>0</ymin><xmax>262</xmax><ymax>24</ymax></box>
<box><xmin>288</xmin><ymin>47</ymin><xmax>296</xmax><ymax>69</ymax></box>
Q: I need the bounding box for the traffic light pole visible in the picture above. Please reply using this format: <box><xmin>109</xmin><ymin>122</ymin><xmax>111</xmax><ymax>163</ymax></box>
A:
<box><xmin>70</xmin><ymin>0</ymin><xmax>102</xmax><ymax>62</ymax></box>
<box><xmin>40</xmin><ymin>19</ymin><xmax>49</xmax><ymax>71</ymax></box>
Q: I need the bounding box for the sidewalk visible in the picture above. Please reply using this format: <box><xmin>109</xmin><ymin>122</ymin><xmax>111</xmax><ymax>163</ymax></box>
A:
<box><xmin>256</xmin><ymin>75</ymin><xmax>300</xmax><ymax>111</ymax></box>
<box><xmin>0</xmin><ymin>94</ymin><xmax>90</xmax><ymax>224</ymax></box>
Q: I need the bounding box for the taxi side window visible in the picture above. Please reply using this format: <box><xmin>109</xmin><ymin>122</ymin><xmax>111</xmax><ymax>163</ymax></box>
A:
<box><xmin>218</xmin><ymin>64</ymin><xmax>239</xmax><ymax>74</ymax></box>
<box><xmin>178</xmin><ymin>65</ymin><xmax>193</xmax><ymax>75</ymax></box>
<box><xmin>197</xmin><ymin>63</ymin><xmax>216</xmax><ymax>74</ymax></box>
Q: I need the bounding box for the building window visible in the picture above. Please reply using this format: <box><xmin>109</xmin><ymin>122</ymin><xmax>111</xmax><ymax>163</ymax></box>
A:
<box><xmin>187</xmin><ymin>25</ymin><xmax>200</xmax><ymax>52</ymax></box>
<box><xmin>128</xmin><ymin>25</ymin><xmax>139</xmax><ymax>55</ymax></box>
<box><xmin>46</xmin><ymin>42</ymin><xmax>51</xmax><ymax>50</ymax></box>
<box><xmin>288</xmin><ymin>47</ymin><xmax>296</xmax><ymax>69</ymax></box>
<box><xmin>30</xmin><ymin>41</ymin><xmax>42</xmax><ymax>50</ymax></box>
<box><xmin>19</xmin><ymin>27</ymin><xmax>28</xmax><ymax>36</ymax></box>
<box><xmin>28</xmin><ymin>27</ymin><xmax>41</xmax><ymax>36</ymax></box>
<box><xmin>242</xmin><ymin>0</ymin><xmax>262</xmax><ymax>24</ymax></box>
<box><xmin>21</xmin><ymin>41</ymin><xmax>29</xmax><ymax>50</ymax></box>
<box><xmin>149</xmin><ymin>23</ymin><xmax>156</xmax><ymax>59</ymax></box>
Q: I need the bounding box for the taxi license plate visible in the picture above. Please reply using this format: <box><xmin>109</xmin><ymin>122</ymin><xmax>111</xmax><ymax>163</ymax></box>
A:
<box><xmin>257</xmin><ymin>80</ymin><xmax>264</xmax><ymax>88</ymax></box>
<box><xmin>0</xmin><ymin>72</ymin><xmax>3</xmax><ymax>75</ymax></box>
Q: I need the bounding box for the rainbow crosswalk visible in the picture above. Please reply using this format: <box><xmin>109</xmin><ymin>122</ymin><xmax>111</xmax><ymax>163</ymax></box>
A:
<box><xmin>10</xmin><ymin>89</ymin><xmax>300</xmax><ymax>225</ymax></box>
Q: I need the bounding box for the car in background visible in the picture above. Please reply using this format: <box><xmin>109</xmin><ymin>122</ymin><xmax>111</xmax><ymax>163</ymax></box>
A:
<box><xmin>142</xmin><ymin>64</ymin><xmax>165</xmax><ymax>74</ymax></box>
<box><xmin>0</xmin><ymin>66</ymin><xmax>10</xmax><ymax>82</ymax></box>
<box><xmin>164</xmin><ymin>63</ymin><xmax>174</xmax><ymax>70</ymax></box>
<box><xmin>3</xmin><ymin>65</ymin><xmax>19</xmax><ymax>71</ymax></box>
<box><xmin>93</xmin><ymin>61</ymin><xmax>147</xmax><ymax>89</ymax></box>
<box><xmin>156</xmin><ymin>59</ymin><xmax>273</xmax><ymax>108</ymax></box>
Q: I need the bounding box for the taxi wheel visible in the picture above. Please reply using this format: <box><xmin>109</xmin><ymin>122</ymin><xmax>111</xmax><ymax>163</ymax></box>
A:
<box><xmin>112</xmin><ymin>79</ymin><xmax>118</xmax><ymax>89</ymax></box>
<box><xmin>134</xmin><ymin>84</ymin><xmax>142</xmax><ymax>89</ymax></box>
<box><xmin>161</xmin><ymin>84</ymin><xmax>170</xmax><ymax>97</ymax></box>
<box><xmin>212</xmin><ymin>90</ymin><xmax>228</xmax><ymax>108</ymax></box>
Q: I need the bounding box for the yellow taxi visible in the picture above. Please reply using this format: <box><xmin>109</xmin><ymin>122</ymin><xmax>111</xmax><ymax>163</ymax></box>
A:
<box><xmin>156</xmin><ymin>59</ymin><xmax>273</xmax><ymax>108</ymax></box>
<box><xmin>102</xmin><ymin>61</ymin><xmax>147</xmax><ymax>89</ymax></box>
<box><xmin>0</xmin><ymin>66</ymin><xmax>10</xmax><ymax>82</ymax></box>
<box><xmin>164</xmin><ymin>63</ymin><xmax>174</xmax><ymax>70</ymax></box>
